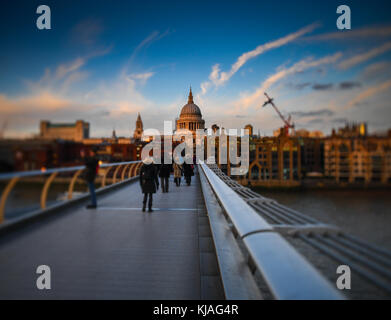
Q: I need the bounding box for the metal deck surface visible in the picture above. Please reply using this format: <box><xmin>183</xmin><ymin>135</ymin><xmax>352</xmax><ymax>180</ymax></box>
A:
<box><xmin>0</xmin><ymin>174</ymin><xmax>224</xmax><ymax>299</ymax></box>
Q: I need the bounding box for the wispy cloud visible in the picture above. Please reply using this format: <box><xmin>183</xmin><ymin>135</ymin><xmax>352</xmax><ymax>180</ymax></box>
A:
<box><xmin>312</xmin><ymin>83</ymin><xmax>333</xmax><ymax>90</ymax></box>
<box><xmin>235</xmin><ymin>52</ymin><xmax>342</xmax><ymax>110</ymax></box>
<box><xmin>288</xmin><ymin>81</ymin><xmax>361</xmax><ymax>91</ymax></box>
<box><xmin>360</xmin><ymin>61</ymin><xmax>391</xmax><ymax>80</ymax></box>
<box><xmin>303</xmin><ymin>25</ymin><xmax>391</xmax><ymax>42</ymax></box>
<box><xmin>338</xmin><ymin>41</ymin><xmax>391</xmax><ymax>70</ymax></box>
<box><xmin>26</xmin><ymin>48</ymin><xmax>111</xmax><ymax>95</ymax></box>
<box><xmin>1</xmin><ymin>50</ymin><xmax>156</xmax><ymax>137</ymax></box>
<box><xmin>200</xmin><ymin>23</ymin><xmax>320</xmax><ymax>95</ymax></box>
<box><xmin>291</xmin><ymin>109</ymin><xmax>334</xmax><ymax>118</ymax></box>
<box><xmin>339</xmin><ymin>81</ymin><xmax>361</xmax><ymax>90</ymax></box>
<box><xmin>346</xmin><ymin>79</ymin><xmax>391</xmax><ymax>109</ymax></box>
<box><xmin>123</xmin><ymin>29</ymin><xmax>172</xmax><ymax>74</ymax></box>
<box><xmin>128</xmin><ymin>72</ymin><xmax>155</xmax><ymax>85</ymax></box>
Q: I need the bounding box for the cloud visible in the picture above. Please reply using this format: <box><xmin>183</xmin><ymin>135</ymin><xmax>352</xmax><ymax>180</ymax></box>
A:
<box><xmin>338</xmin><ymin>41</ymin><xmax>391</xmax><ymax>70</ymax></box>
<box><xmin>312</xmin><ymin>83</ymin><xmax>333</xmax><ymax>90</ymax></box>
<box><xmin>346</xmin><ymin>79</ymin><xmax>391</xmax><ymax>109</ymax></box>
<box><xmin>128</xmin><ymin>72</ymin><xmax>155</xmax><ymax>85</ymax></box>
<box><xmin>360</xmin><ymin>61</ymin><xmax>391</xmax><ymax>80</ymax></box>
<box><xmin>235</xmin><ymin>52</ymin><xmax>342</xmax><ymax>110</ymax></box>
<box><xmin>0</xmin><ymin>92</ymin><xmax>71</xmax><ymax>115</ymax></box>
<box><xmin>123</xmin><ymin>29</ymin><xmax>172</xmax><ymax>72</ymax></box>
<box><xmin>303</xmin><ymin>25</ymin><xmax>391</xmax><ymax>42</ymax></box>
<box><xmin>286</xmin><ymin>82</ymin><xmax>311</xmax><ymax>90</ymax></box>
<box><xmin>291</xmin><ymin>109</ymin><xmax>334</xmax><ymax>118</ymax></box>
<box><xmin>200</xmin><ymin>23</ymin><xmax>319</xmax><ymax>95</ymax></box>
<box><xmin>339</xmin><ymin>81</ymin><xmax>361</xmax><ymax>90</ymax></box>
<box><xmin>1</xmin><ymin>52</ymin><xmax>155</xmax><ymax>137</ymax></box>
<box><xmin>288</xmin><ymin>81</ymin><xmax>361</xmax><ymax>91</ymax></box>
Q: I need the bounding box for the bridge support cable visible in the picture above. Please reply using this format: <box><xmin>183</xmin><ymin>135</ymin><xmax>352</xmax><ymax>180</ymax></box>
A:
<box><xmin>205</xmin><ymin>164</ymin><xmax>391</xmax><ymax>296</ymax></box>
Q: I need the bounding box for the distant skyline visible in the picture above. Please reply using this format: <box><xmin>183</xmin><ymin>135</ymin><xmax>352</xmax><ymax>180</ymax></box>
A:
<box><xmin>1</xmin><ymin>0</ymin><xmax>391</xmax><ymax>138</ymax></box>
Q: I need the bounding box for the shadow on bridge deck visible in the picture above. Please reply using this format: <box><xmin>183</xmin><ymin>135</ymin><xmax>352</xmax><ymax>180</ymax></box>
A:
<box><xmin>0</xmin><ymin>172</ymin><xmax>224</xmax><ymax>299</ymax></box>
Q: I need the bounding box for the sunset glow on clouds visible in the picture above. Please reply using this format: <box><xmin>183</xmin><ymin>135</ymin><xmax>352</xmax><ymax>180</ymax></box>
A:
<box><xmin>1</xmin><ymin>0</ymin><xmax>391</xmax><ymax>138</ymax></box>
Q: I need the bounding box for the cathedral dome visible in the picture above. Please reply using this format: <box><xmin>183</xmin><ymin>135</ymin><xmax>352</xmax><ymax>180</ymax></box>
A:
<box><xmin>176</xmin><ymin>87</ymin><xmax>205</xmax><ymax>132</ymax></box>
<box><xmin>179</xmin><ymin>88</ymin><xmax>202</xmax><ymax>118</ymax></box>
<box><xmin>180</xmin><ymin>103</ymin><xmax>202</xmax><ymax>117</ymax></box>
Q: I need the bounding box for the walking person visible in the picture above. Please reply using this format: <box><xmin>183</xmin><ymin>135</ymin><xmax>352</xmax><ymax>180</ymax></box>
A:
<box><xmin>173</xmin><ymin>162</ymin><xmax>183</xmax><ymax>187</ymax></box>
<box><xmin>183</xmin><ymin>163</ymin><xmax>194</xmax><ymax>186</ymax></box>
<box><xmin>139</xmin><ymin>161</ymin><xmax>159</xmax><ymax>212</ymax></box>
<box><xmin>159</xmin><ymin>163</ymin><xmax>171</xmax><ymax>193</ymax></box>
<box><xmin>81</xmin><ymin>148</ymin><xmax>99</xmax><ymax>209</ymax></box>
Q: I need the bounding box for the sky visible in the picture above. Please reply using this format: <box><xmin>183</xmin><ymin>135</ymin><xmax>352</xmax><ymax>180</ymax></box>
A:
<box><xmin>1</xmin><ymin>0</ymin><xmax>391</xmax><ymax>138</ymax></box>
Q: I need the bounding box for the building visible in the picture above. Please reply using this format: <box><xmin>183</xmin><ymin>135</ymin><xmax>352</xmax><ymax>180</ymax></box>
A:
<box><xmin>300</xmin><ymin>137</ymin><xmax>324</xmax><ymax>175</ymax></box>
<box><xmin>295</xmin><ymin>129</ymin><xmax>324</xmax><ymax>138</ymax></box>
<box><xmin>324</xmin><ymin>131</ymin><xmax>391</xmax><ymax>184</ymax></box>
<box><xmin>0</xmin><ymin>139</ymin><xmax>85</xmax><ymax>172</ymax></box>
<box><xmin>40</xmin><ymin>120</ymin><xmax>89</xmax><ymax>142</ymax></box>
<box><xmin>244</xmin><ymin>124</ymin><xmax>253</xmax><ymax>137</ymax></box>
<box><xmin>133</xmin><ymin>113</ymin><xmax>144</xmax><ymax>141</ymax></box>
<box><xmin>176</xmin><ymin>88</ymin><xmax>205</xmax><ymax>133</ymax></box>
<box><xmin>236</xmin><ymin>135</ymin><xmax>302</xmax><ymax>187</ymax></box>
<box><xmin>334</xmin><ymin>122</ymin><xmax>367</xmax><ymax>138</ymax></box>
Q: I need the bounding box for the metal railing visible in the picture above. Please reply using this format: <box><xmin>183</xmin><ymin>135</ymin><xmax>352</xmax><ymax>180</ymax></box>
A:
<box><xmin>199</xmin><ymin>163</ymin><xmax>344</xmax><ymax>300</ymax></box>
<box><xmin>0</xmin><ymin>161</ymin><xmax>142</xmax><ymax>224</ymax></box>
<box><xmin>201</xmin><ymin>163</ymin><xmax>391</xmax><ymax>298</ymax></box>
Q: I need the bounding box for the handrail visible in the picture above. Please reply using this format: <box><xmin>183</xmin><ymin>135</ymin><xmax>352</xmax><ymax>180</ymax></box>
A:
<box><xmin>0</xmin><ymin>160</ymin><xmax>141</xmax><ymax>223</ymax></box>
<box><xmin>199</xmin><ymin>163</ymin><xmax>343</xmax><ymax>300</ymax></box>
<box><xmin>0</xmin><ymin>161</ymin><xmax>139</xmax><ymax>180</ymax></box>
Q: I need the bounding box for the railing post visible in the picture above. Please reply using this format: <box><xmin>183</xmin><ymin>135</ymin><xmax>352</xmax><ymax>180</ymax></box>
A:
<box><xmin>40</xmin><ymin>172</ymin><xmax>59</xmax><ymax>209</ymax></box>
<box><xmin>135</xmin><ymin>162</ymin><xmax>143</xmax><ymax>175</ymax></box>
<box><xmin>101</xmin><ymin>166</ymin><xmax>112</xmax><ymax>188</ymax></box>
<box><xmin>67</xmin><ymin>169</ymin><xmax>84</xmax><ymax>200</ymax></box>
<box><xmin>0</xmin><ymin>176</ymin><xmax>20</xmax><ymax>224</ymax></box>
<box><xmin>128</xmin><ymin>162</ymin><xmax>137</xmax><ymax>178</ymax></box>
<box><xmin>113</xmin><ymin>165</ymin><xmax>123</xmax><ymax>184</ymax></box>
<box><xmin>121</xmin><ymin>163</ymin><xmax>131</xmax><ymax>181</ymax></box>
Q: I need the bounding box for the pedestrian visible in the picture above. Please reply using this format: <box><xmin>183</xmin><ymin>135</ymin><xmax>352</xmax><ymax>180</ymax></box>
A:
<box><xmin>159</xmin><ymin>163</ymin><xmax>171</xmax><ymax>193</ymax></box>
<box><xmin>139</xmin><ymin>160</ymin><xmax>159</xmax><ymax>212</ymax></box>
<box><xmin>81</xmin><ymin>148</ymin><xmax>99</xmax><ymax>209</ymax></box>
<box><xmin>173</xmin><ymin>162</ymin><xmax>183</xmax><ymax>187</ymax></box>
<box><xmin>183</xmin><ymin>163</ymin><xmax>194</xmax><ymax>186</ymax></box>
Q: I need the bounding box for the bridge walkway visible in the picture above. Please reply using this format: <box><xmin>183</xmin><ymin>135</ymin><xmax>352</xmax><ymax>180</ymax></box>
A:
<box><xmin>0</xmin><ymin>172</ymin><xmax>224</xmax><ymax>299</ymax></box>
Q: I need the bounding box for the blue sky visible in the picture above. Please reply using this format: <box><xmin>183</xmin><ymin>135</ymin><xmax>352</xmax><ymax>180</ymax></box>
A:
<box><xmin>1</xmin><ymin>0</ymin><xmax>391</xmax><ymax>137</ymax></box>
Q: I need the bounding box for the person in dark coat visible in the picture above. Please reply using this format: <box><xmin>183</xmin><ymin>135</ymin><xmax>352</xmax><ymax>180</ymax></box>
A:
<box><xmin>159</xmin><ymin>163</ymin><xmax>171</xmax><ymax>193</ymax></box>
<box><xmin>81</xmin><ymin>149</ymin><xmax>99</xmax><ymax>209</ymax></box>
<box><xmin>139</xmin><ymin>161</ymin><xmax>159</xmax><ymax>212</ymax></box>
<box><xmin>183</xmin><ymin>163</ymin><xmax>194</xmax><ymax>186</ymax></box>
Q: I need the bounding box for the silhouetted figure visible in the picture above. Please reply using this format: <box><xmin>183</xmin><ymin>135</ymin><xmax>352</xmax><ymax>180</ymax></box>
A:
<box><xmin>159</xmin><ymin>163</ymin><xmax>171</xmax><ymax>193</ymax></box>
<box><xmin>173</xmin><ymin>162</ymin><xmax>183</xmax><ymax>187</ymax></box>
<box><xmin>81</xmin><ymin>149</ymin><xmax>99</xmax><ymax>209</ymax></box>
<box><xmin>139</xmin><ymin>162</ymin><xmax>159</xmax><ymax>212</ymax></box>
<box><xmin>183</xmin><ymin>163</ymin><xmax>194</xmax><ymax>186</ymax></box>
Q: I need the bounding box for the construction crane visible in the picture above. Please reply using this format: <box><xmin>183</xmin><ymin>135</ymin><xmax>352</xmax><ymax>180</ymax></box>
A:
<box><xmin>262</xmin><ymin>92</ymin><xmax>294</xmax><ymax>136</ymax></box>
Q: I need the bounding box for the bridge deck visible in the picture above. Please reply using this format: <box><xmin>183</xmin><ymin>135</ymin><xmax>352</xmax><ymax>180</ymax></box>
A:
<box><xmin>0</xmin><ymin>173</ymin><xmax>224</xmax><ymax>299</ymax></box>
